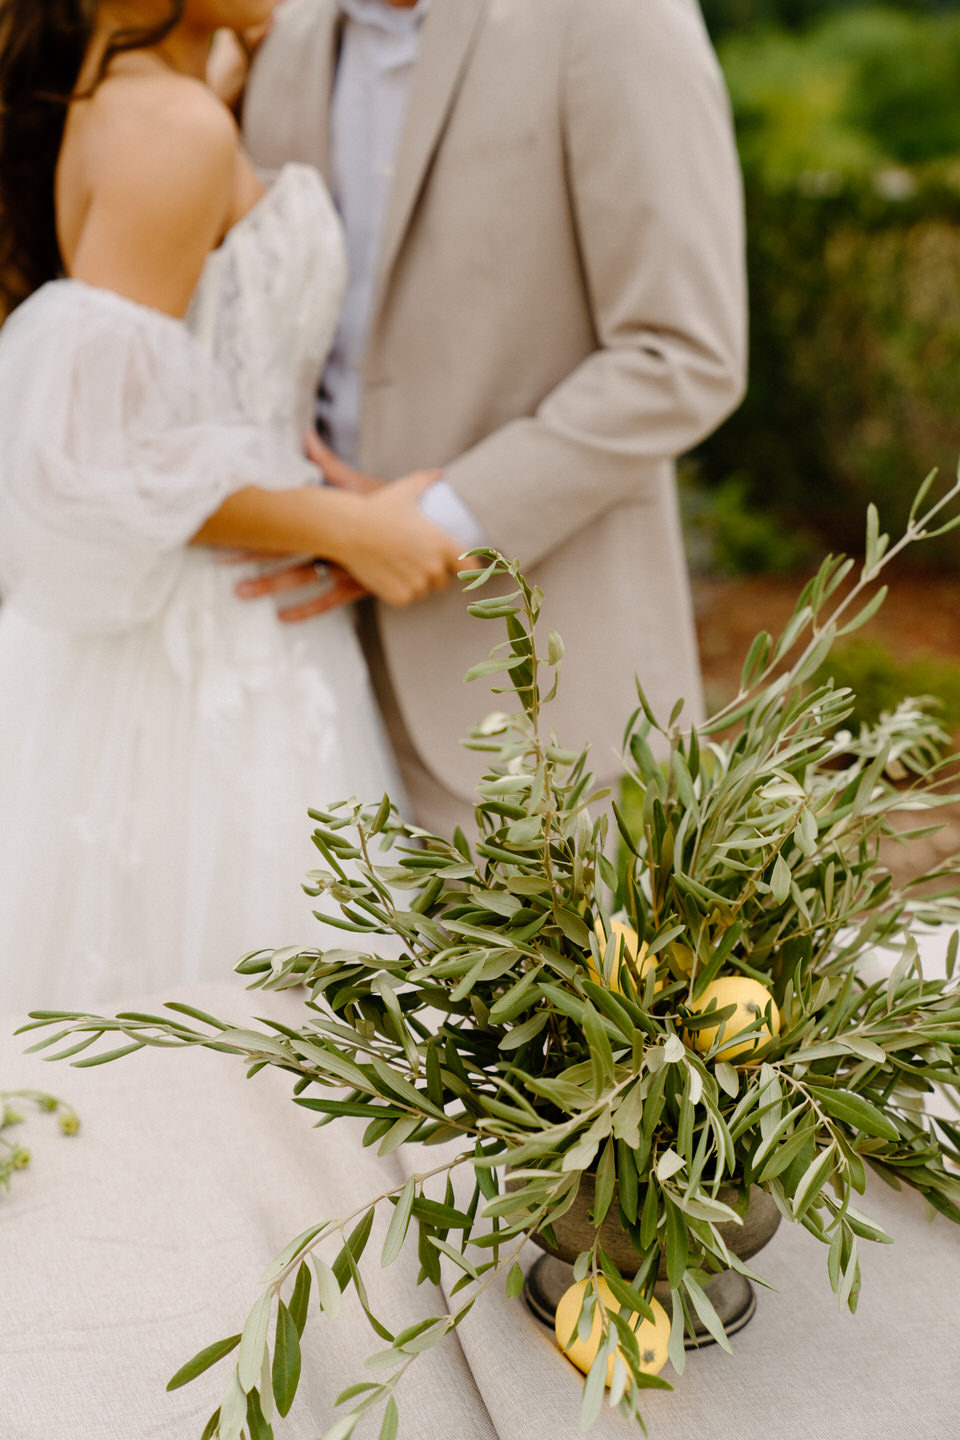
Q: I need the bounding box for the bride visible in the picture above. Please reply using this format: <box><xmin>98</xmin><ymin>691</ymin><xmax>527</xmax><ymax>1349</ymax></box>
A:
<box><xmin>0</xmin><ymin>0</ymin><xmax>462</xmax><ymax>1012</ymax></box>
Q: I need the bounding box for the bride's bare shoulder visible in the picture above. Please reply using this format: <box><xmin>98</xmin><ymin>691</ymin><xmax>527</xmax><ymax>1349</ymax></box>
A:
<box><xmin>64</xmin><ymin>73</ymin><xmax>240</xmax><ymax>314</ymax></box>
<box><xmin>83</xmin><ymin>71</ymin><xmax>237</xmax><ymax>197</ymax></box>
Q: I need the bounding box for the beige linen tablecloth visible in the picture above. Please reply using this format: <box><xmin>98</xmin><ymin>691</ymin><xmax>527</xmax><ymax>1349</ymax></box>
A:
<box><xmin>2</xmin><ymin>984</ymin><xmax>959</xmax><ymax>1440</ymax></box>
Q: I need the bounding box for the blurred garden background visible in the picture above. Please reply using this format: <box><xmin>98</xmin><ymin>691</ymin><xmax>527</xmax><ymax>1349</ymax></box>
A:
<box><xmin>688</xmin><ymin>0</ymin><xmax>960</xmax><ymax>736</ymax></box>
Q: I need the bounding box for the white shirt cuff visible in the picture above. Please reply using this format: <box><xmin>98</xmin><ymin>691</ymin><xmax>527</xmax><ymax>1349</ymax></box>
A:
<box><xmin>417</xmin><ymin>479</ymin><xmax>487</xmax><ymax>553</ymax></box>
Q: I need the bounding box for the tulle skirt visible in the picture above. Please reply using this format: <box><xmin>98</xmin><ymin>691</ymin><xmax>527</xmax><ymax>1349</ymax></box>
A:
<box><xmin>0</xmin><ymin>557</ymin><xmax>402</xmax><ymax>1015</ymax></box>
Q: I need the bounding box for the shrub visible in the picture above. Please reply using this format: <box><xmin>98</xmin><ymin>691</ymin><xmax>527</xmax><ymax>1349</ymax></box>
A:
<box><xmin>813</xmin><ymin>636</ymin><xmax>960</xmax><ymax>732</ymax></box>
<box><xmin>697</xmin><ymin>174</ymin><xmax>960</xmax><ymax>563</ymax></box>
<box><xmin>718</xmin><ymin>8</ymin><xmax>960</xmax><ymax>176</ymax></box>
<box><xmin>681</xmin><ymin>469</ymin><xmax>817</xmax><ymax>576</ymax></box>
<box><xmin>696</xmin><ymin>10</ymin><xmax>960</xmax><ymax>566</ymax></box>
<box><xmin>702</xmin><ymin>0</ymin><xmax>954</xmax><ymax>43</ymax></box>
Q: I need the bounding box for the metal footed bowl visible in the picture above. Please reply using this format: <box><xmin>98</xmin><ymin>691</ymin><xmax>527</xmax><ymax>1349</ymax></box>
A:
<box><xmin>520</xmin><ymin>1178</ymin><xmax>781</xmax><ymax>1349</ymax></box>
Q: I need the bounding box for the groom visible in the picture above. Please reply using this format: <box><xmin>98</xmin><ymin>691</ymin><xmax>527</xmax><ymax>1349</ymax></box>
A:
<box><xmin>239</xmin><ymin>0</ymin><xmax>747</xmax><ymax>834</ymax></box>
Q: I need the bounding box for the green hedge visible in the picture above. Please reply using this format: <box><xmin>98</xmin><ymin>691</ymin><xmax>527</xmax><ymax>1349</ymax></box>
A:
<box><xmin>696</xmin><ymin>9</ymin><xmax>960</xmax><ymax>563</ymax></box>
<box><xmin>698</xmin><ymin>176</ymin><xmax>960</xmax><ymax>560</ymax></box>
<box><xmin>721</xmin><ymin>8</ymin><xmax>960</xmax><ymax>176</ymax></box>
<box><xmin>702</xmin><ymin>0</ymin><xmax>953</xmax><ymax>43</ymax></box>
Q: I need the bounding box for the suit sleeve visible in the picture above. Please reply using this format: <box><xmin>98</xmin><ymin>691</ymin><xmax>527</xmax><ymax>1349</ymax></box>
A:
<box><xmin>443</xmin><ymin>0</ymin><xmax>747</xmax><ymax>569</ymax></box>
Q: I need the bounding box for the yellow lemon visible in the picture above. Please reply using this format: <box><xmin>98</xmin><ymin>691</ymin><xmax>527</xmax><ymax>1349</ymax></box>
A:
<box><xmin>555</xmin><ymin>1277</ymin><xmax>670</xmax><ymax>1384</ymax></box>
<box><xmin>688</xmin><ymin>976</ymin><xmax>780</xmax><ymax>1062</ymax></box>
<box><xmin>667</xmin><ymin>941</ymin><xmax>694</xmax><ymax>976</ymax></box>
<box><xmin>592</xmin><ymin>918</ymin><xmax>658</xmax><ymax>995</ymax></box>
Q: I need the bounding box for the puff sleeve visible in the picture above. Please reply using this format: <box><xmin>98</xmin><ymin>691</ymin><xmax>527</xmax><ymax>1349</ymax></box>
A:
<box><xmin>0</xmin><ymin>283</ymin><xmax>318</xmax><ymax>633</ymax></box>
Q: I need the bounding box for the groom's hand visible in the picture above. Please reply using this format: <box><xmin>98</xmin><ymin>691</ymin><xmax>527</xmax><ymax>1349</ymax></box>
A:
<box><xmin>235</xmin><ymin>559</ymin><xmax>369</xmax><ymax>621</ymax></box>
<box><xmin>207</xmin><ymin>11</ymin><xmax>276</xmax><ymax>110</ymax></box>
<box><xmin>282</xmin><ymin>563</ymin><xmax>368</xmax><ymax>623</ymax></box>
<box><xmin>305</xmin><ymin>434</ymin><xmax>383</xmax><ymax>495</ymax></box>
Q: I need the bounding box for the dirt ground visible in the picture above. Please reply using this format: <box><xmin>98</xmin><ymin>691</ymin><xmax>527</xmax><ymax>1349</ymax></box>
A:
<box><xmin>692</xmin><ymin>570</ymin><xmax>960</xmax><ymax>890</ymax></box>
<box><xmin>694</xmin><ymin>572</ymin><xmax>960</xmax><ymax>708</ymax></box>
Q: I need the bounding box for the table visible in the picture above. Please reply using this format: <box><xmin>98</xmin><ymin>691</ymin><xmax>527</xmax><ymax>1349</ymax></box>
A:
<box><xmin>2</xmin><ymin>982</ymin><xmax>959</xmax><ymax>1440</ymax></box>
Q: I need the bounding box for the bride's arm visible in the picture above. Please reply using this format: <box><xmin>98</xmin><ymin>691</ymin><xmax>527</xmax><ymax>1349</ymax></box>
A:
<box><xmin>193</xmin><ymin>475</ymin><xmax>462</xmax><ymax>608</ymax></box>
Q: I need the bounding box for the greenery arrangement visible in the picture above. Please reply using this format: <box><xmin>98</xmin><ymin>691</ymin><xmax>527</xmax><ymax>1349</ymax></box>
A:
<box><xmin>20</xmin><ymin>477</ymin><xmax>960</xmax><ymax>1440</ymax></box>
<box><xmin>0</xmin><ymin>1088</ymin><xmax>79</xmax><ymax>1192</ymax></box>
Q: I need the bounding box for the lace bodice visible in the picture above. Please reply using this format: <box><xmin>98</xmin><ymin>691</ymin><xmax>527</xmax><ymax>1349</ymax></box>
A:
<box><xmin>186</xmin><ymin>163</ymin><xmax>347</xmax><ymax>445</ymax></box>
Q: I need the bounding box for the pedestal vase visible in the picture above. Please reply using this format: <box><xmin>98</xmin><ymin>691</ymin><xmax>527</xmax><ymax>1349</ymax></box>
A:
<box><xmin>521</xmin><ymin>1178</ymin><xmax>781</xmax><ymax>1349</ymax></box>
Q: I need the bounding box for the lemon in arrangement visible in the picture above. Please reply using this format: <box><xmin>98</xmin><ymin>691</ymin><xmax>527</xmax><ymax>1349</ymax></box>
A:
<box><xmin>555</xmin><ymin>1277</ymin><xmax>670</xmax><ymax>1385</ymax></box>
<box><xmin>687</xmin><ymin>976</ymin><xmax>780</xmax><ymax>1062</ymax></box>
<box><xmin>667</xmin><ymin>940</ymin><xmax>695</xmax><ymax>976</ymax></box>
<box><xmin>591</xmin><ymin>918</ymin><xmax>660</xmax><ymax>995</ymax></box>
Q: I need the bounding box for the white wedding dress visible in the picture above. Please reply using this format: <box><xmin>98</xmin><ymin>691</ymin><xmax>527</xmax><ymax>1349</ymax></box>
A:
<box><xmin>0</xmin><ymin>164</ymin><xmax>402</xmax><ymax>1013</ymax></box>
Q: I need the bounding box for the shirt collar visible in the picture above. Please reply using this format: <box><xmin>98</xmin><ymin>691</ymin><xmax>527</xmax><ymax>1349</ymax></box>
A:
<box><xmin>337</xmin><ymin>0</ymin><xmax>431</xmax><ymax>34</ymax></box>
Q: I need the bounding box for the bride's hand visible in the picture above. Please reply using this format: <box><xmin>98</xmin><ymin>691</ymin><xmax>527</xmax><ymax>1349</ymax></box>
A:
<box><xmin>232</xmin><ymin>450</ymin><xmax>462</xmax><ymax>617</ymax></box>
<box><xmin>207</xmin><ymin>15</ymin><xmax>274</xmax><ymax>109</ymax></box>
<box><xmin>327</xmin><ymin>472</ymin><xmax>463</xmax><ymax>608</ymax></box>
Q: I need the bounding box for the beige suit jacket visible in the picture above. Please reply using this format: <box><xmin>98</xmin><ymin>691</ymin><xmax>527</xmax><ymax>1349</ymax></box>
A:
<box><xmin>243</xmin><ymin>0</ymin><xmax>747</xmax><ymax>802</ymax></box>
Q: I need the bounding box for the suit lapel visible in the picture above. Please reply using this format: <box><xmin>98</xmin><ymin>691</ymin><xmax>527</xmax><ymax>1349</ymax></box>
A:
<box><xmin>371</xmin><ymin>0</ymin><xmax>487</xmax><ymax>319</ymax></box>
<box><xmin>298</xmin><ymin>4</ymin><xmax>342</xmax><ymax>181</ymax></box>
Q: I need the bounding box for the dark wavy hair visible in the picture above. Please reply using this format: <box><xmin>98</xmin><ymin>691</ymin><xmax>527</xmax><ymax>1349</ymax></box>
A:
<box><xmin>0</xmin><ymin>0</ymin><xmax>185</xmax><ymax>315</ymax></box>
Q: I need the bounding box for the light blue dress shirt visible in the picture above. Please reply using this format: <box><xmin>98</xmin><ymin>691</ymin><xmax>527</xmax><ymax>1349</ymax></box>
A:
<box><xmin>318</xmin><ymin>0</ymin><xmax>485</xmax><ymax>551</ymax></box>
